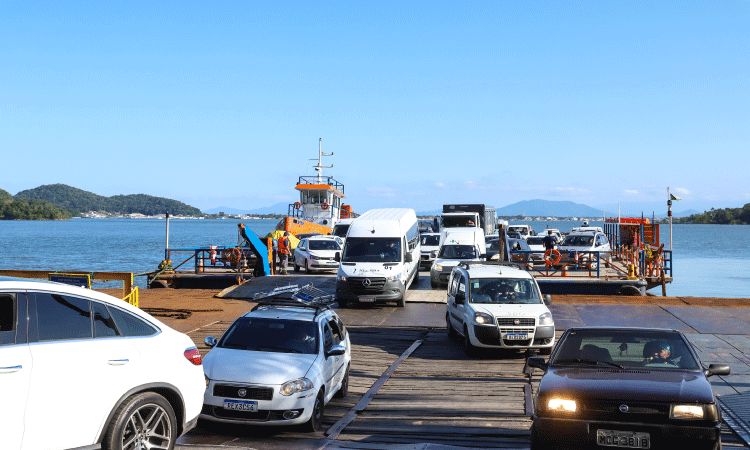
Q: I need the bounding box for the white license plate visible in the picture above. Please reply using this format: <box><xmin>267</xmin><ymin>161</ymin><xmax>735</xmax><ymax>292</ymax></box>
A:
<box><xmin>223</xmin><ymin>399</ymin><xmax>258</xmax><ymax>412</ymax></box>
<box><xmin>359</xmin><ymin>296</ymin><xmax>376</xmax><ymax>302</ymax></box>
<box><xmin>505</xmin><ymin>333</ymin><xmax>528</xmax><ymax>340</ymax></box>
<box><xmin>596</xmin><ymin>429</ymin><xmax>650</xmax><ymax>448</ymax></box>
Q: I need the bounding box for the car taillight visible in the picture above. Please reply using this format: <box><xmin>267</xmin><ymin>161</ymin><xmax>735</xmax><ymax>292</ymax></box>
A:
<box><xmin>184</xmin><ymin>347</ymin><xmax>202</xmax><ymax>365</ymax></box>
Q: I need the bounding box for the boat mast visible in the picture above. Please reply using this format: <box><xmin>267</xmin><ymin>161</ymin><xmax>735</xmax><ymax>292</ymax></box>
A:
<box><xmin>312</xmin><ymin>138</ymin><xmax>333</xmax><ymax>184</ymax></box>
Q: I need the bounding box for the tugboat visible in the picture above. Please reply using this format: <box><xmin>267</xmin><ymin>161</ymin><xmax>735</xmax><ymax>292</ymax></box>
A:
<box><xmin>276</xmin><ymin>139</ymin><xmax>356</xmax><ymax>235</ymax></box>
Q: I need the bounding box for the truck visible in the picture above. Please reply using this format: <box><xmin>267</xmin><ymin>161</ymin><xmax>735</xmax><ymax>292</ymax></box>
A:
<box><xmin>440</xmin><ymin>204</ymin><xmax>497</xmax><ymax>236</ymax></box>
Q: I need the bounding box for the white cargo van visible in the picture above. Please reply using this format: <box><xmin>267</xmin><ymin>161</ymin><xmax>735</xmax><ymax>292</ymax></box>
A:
<box><xmin>335</xmin><ymin>208</ymin><xmax>420</xmax><ymax>307</ymax></box>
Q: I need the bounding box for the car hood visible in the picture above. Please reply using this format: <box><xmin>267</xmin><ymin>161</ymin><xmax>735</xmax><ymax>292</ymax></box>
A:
<box><xmin>474</xmin><ymin>303</ymin><xmax>550</xmax><ymax>318</ymax></box>
<box><xmin>539</xmin><ymin>367</ymin><xmax>714</xmax><ymax>403</ymax></box>
<box><xmin>308</xmin><ymin>250</ymin><xmax>340</xmax><ymax>258</ymax></box>
<box><xmin>204</xmin><ymin>348</ymin><xmax>319</xmax><ymax>385</ymax></box>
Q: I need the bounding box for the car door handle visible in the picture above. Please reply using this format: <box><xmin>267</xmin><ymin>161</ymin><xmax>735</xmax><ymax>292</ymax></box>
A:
<box><xmin>108</xmin><ymin>359</ymin><xmax>129</xmax><ymax>366</ymax></box>
<box><xmin>0</xmin><ymin>365</ymin><xmax>23</xmax><ymax>374</ymax></box>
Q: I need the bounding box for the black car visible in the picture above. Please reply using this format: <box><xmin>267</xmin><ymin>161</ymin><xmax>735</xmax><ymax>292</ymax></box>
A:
<box><xmin>527</xmin><ymin>327</ymin><xmax>730</xmax><ymax>450</ymax></box>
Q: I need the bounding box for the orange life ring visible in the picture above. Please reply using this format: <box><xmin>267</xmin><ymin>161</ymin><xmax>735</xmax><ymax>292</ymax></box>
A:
<box><xmin>544</xmin><ymin>249</ymin><xmax>562</xmax><ymax>266</ymax></box>
<box><xmin>294</xmin><ymin>202</ymin><xmax>302</xmax><ymax>209</ymax></box>
<box><xmin>225</xmin><ymin>247</ymin><xmax>241</xmax><ymax>263</ymax></box>
<box><xmin>321</xmin><ymin>202</ymin><xmax>329</xmax><ymax>210</ymax></box>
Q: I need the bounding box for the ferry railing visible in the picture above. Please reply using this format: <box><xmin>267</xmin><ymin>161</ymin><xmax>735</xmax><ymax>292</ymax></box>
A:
<box><xmin>297</xmin><ymin>176</ymin><xmax>345</xmax><ymax>194</ymax></box>
<box><xmin>509</xmin><ymin>250</ymin><xmax>624</xmax><ymax>278</ymax></box>
<box><xmin>164</xmin><ymin>246</ymin><xmax>255</xmax><ymax>275</ymax></box>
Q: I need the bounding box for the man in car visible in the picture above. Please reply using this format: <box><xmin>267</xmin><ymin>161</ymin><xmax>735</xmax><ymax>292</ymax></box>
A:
<box><xmin>644</xmin><ymin>340</ymin><xmax>674</xmax><ymax>364</ymax></box>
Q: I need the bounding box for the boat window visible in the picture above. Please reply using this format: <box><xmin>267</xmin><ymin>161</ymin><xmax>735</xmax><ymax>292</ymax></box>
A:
<box><xmin>342</xmin><ymin>237</ymin><xmax>401</xmax><ymax>263</ymax></box>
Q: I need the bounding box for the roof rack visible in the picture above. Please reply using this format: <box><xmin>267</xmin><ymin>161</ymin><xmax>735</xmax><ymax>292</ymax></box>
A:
<box><xmin>251</xmin><ymin>284</ymin><xmax>335</xmax><ymax>315</ymax></box>
<box><xmin>457</xmin><ymin>260</ymin><xmax>525</xmax><ymax>271</ymax></box>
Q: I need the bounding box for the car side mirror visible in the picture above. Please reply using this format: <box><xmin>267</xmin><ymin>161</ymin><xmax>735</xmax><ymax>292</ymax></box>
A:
<box><xmin>405</xmin><ymin>252</ymin><xmax>413</xmax><ymax>263</ymax></box>
<box><xmin>455</xmin><ymin>291</ymin><xmax>465</xmax><ymax>304</ymax></box>
<box><xmin>205</xmin><ymin>336</ymin><xmax>217</xmax><ymax>348</ymax></box>
<box><xmin>335</xmin><ymin>252</ymin><xmax>341</xmax><ymax>262</ymax></box>
<box><xmin>544</xmin><ymin>294</ymin><xmax>552</xmax><ymax>305</ymax></box>
<box><xmin>705</xmin><ymin>364</ymin><xmax>731</xmax><ymax>377</ymax></box>
<box><xmin>326</xmin><ymin>344</ymin><xmax>346</xmax><ymax>358</ymax></box>
<box><xmin>480</xmin><ymin>253</ymin><xmax>487</xmax><ymax>260</ymax></box>
<box><xmin>526</xmin><ymin>356</ymin><xmax>548</xmax><ymax>372</ymax></box>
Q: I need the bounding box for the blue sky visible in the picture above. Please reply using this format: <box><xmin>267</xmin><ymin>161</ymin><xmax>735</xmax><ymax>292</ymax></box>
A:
<box><xmin>2</xmin><ymin>1</ymin><xmax>748</xmax><ymax>216</ymax></box>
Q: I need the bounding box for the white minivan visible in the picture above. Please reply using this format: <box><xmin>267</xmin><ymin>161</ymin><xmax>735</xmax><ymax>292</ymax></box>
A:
<box><xmin>335</xmin><ymin>208</ymin><xmax>420</xmax><ymax>307</ymax></box>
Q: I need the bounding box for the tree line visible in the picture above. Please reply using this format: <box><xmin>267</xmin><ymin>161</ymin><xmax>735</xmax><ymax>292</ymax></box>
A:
<box><xmin>675</xmin><ymin>203</ymin><xmax>750</xmax><ymax>225</ymax></box>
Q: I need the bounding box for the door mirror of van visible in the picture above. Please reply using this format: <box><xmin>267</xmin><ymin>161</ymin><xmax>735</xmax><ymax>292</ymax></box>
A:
<box><xmin>544</xmin><ymin>294</ymin><xmax>552</xmax><ymax>305</ymax></box>
<box><xmin>455</xmin><ymin>291</ymin><xmax>465</xmax><ymax>304</ymax></box>
<box><xmin>334</xmin><ymin>252</ymin><xmax>341</xmax><ymax>262</ymax></box>
<box><xmin>404</xmin><ymin>252</ymin><xmax>413</xmax><ymax>263</ymax></box>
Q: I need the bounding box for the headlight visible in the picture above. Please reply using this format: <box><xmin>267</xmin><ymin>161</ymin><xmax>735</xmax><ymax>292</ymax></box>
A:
<box><xmin>433</xmin><ymin>263</ymin><xmax>443</xmax><ymax>271</ymax></box>
<box><xmin>474</xmin><ymin>312</ymin><xmax>495</xmax><ymax>325</ymax></box>
<box><xmin>280</xmin><ymin>377</ymin><xmax>314</xmax><ymax>396</ymax></box>
<box><xmin>311</xmin><ymin>255</ymin><xmax>321</xmax><ymax>260</ymax></box>
<box><xmin>386</xmin><ymin>273</ymin><xmax>402</xmax><ymax>282</ymax></box>
<box><xmin>547</xmin><ymin>398</ymin><xmax>577</xmax><ymax>413</ymax></box>
<box><xmin>205</xmin><ymin>376</ymin><xmax>210</xmax><ymax>389</ymax></box>
<box><xmin>671</xmin><ymin>404</ymin><xmax>708</xmax><ymax>420</ymax></box>
<box><xmin>538</xmin><ymin>312</ymin><xmax>554</xmax><ymax>326</ymax></box>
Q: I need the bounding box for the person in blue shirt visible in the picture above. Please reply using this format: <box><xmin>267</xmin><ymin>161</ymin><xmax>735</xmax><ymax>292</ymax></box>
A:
<box><xmin>542</xmin><ymin>230</ymin><xmax>557</xmax><ymax>251</ymax></box>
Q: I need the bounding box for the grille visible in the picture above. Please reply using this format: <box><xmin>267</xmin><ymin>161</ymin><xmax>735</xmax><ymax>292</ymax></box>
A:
<box><xmin>500</xmin><ymin>328</ymin><xmax>535</xmax><ymax>334</ymax></box>
<box><xmin>503</xmin><ymin>339</ymin><xmax>532</xmax><ymax>346</ymax></box>
<box><xmin>497</xmin><ymin>318</ymin><xmax>535</xmax><ymax>326</ymax></box>
<box><xmin>421</xmin><ymin>255</ymin><xmax>430</xmax><ymax>261</ymax></box>
<box><xmin>213</xmin><ymin>384</ymin><xmax>274</xmax><ymax>401</ymax></box>
<box><xmin>345</xmin><ymin>277</ymin><xmax>386</xmax><ymax>294</ymax></box>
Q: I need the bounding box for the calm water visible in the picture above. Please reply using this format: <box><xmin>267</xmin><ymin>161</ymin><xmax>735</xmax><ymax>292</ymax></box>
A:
<box><xmin>1</xmin><ymin>219</ymin><xmax>748</xmax><ymax>297</ymax></box>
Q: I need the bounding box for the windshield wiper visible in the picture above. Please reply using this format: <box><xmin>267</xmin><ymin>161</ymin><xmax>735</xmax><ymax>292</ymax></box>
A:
<box><xmin>555</xmin><ymin>358</ymin><xmax>624</xmax><ymax>369</ymax></box>
<box><xmin>258</xmin><ymin>346</ymin><xmax>303</xmax><ymax>353</ymax></box>
<box><xmin>222</xmin><ymin>343</ymin><xmax>247</xmax><ymax>350</ymax></box>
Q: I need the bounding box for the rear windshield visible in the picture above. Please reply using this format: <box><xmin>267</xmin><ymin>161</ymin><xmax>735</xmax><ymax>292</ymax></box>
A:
<box><xmin>552</xmin><ymin>329</ymin><xmax>699</xmax><ymax>370</ymax></box>
<box><xmin>309</xmin><ymin>240</ymin><xmax>341</xmax><ymax>251</ymax></box>
<box><xmin>562</xmin><ymin>235</ymin><xmax>593</xmax><ymax>246</ymax></box>
<box><xmin>421</xmin><ymin>235</ymin><xmax>440</xmax><ymax>246</ymax></box>
<box><xmin>332</xmin><ymin>224</ymin><xmax>350</xmax><ymax>238</ymax></box>
<box><xmin>342</xmin><ymin>237</ymin><xmax>401</xmax><ymax>263</ymax></box>
<box><xmin>527</xmin><ymin>237</ymin><xmax>544</xmax><ymax>245</ymax></box>
<box><xmin>219</xmin><ymin>318</ymin><xmax>318</xmax><ymax>354</ymax></box>
<box><xmin>438</xmin><ymin>245</ymin><xmax>477</xmax><ymax>259</ymax></box>
<box><xmin>469</xmin><ymin>278</ymin><xmax>541</xmax><ymax>304</ymax></box>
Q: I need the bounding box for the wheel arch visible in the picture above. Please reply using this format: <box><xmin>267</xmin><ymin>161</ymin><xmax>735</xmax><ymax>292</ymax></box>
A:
<box><xmin>96</xmin><ymin>382</ymin><xmax>187</xmax><ymax>445</ymax></box>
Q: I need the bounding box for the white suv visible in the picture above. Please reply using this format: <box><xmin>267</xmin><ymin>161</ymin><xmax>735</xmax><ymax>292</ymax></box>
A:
<box><xmin>201</xmin><ymin>287</ymin><xmax>351</xmax><ymax>431</ymax></box>
<box><xmin>0</xmin><ymin>277</ymin><xmax>205</xmax><ymax>450</ymax></box>
<box><xmin>445</xmin><ymin>262</ymin><xmax>555</xmax><ymax>356</ymax></box>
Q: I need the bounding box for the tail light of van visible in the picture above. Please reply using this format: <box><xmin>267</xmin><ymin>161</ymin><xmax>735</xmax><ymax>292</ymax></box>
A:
<box><xmin>184</xmin><ymin>347</ymin><xmax>203</xmax><ymax>365</ymax></box>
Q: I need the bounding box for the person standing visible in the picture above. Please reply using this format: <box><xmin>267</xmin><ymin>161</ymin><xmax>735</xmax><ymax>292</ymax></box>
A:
<box><xmin>278</xmin><ymin>232</ymin><xmax>291</xmax><ymax>275</ymax></box>
<box><xmin>542</xmin><ymin>230</ymin><xmax>557</xmax><ymax>251</ymax></box>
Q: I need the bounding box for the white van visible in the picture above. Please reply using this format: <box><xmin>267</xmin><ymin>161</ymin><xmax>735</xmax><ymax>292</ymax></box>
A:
<box><xmin>331</xmin><ymin>218</ymin><xmax>355</xmax><ymax>246</ymax></box>
<box><xmin>335</xmin><ymin>208</ymin><xmax>420</xmax><ymax>307</ymax></box>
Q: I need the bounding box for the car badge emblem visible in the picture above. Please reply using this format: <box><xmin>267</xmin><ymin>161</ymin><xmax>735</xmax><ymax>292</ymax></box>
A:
<box><xmin>619</xmin><ymin>404</ymin><xmax>629</xmax><ymax>413</ymax></box>
<box><xmin>362</xmin><ymin>278</ymin><xmax>371</xmax><ymax>287</ymax></box>
<box><xmin>514</xmin><ymin>319</ymin><xmax>520</xmax><ymax>325</ymax></box>
<box><xmin>238</xmin><ymin>389</ymin><xmax>247</xmax><ymax>398</ymax></box>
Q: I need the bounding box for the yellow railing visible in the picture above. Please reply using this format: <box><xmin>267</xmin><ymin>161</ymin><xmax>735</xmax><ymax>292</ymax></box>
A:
<box><xmin>123</xmin><ymin>286</ymin><xmax>139</xmax><ymax>308</ymax></box>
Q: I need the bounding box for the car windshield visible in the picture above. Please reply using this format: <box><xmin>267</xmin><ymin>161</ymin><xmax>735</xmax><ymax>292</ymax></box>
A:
<box><xmin>562</xmin><ymin>235</ymin><xmax>594</xmax><ymax>246</ymax></box>
<box><xmin>342</xmin><ymin>237</ymin><xmax>401</xmax><ymax>263</ymax></box>
<box><xmin>309</xmin><ymin>240</ymin><xmax>341</xmax><ymax>251</ymax></box>
<box><xmin>551</xmin><ymin>329</ymin><xmax>700</xmax><ymax>370</ymax></box>
<box><xmin>218</xmin><ymin>318</ymin><xmax>318</xmax><ymax>354</ymax></box>
<box><xmin>527</xmin><ymin>237</ymin><xmax>544</xmax><ymax>246</ymax></box>
<box><xmin>508</xmin><ymin>227</ymin><xmax>526</xmax><ymax>234</ymax></box>
<box><xmin>469</xmin><ymin>278</ymin><xmax>541</xmax><ymax>304</ymax></box>
<box><xmin>332</xmin><ymin>224</ymin><xmax>350</xmax><ymax>238</ymax></box>
<box><xmin>438</xmin><ymin>245</ymin><xmax>477</xmax><ymax>259</ymax></box>
<box><xmin>421</xmin><ymin>235</ymin><xmax>440</xmax><ymax>246</ymax></box>
<box><xmin>486</xmin><ymin>240</ymin><xmax>500</xmax><ymax>251</ymax></box>
<box><xmin>441</xmin><ymin>216</ymin><xmax>477</xmax><ymax>228</ymax></box>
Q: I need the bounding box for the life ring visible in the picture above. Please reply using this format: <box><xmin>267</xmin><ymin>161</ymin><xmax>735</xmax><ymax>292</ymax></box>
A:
<box><xmin>544</xmin><ymin>249</ymin><xmax>562</xmax><ymax>266</ymax></box>
<box><xmin>321</xmin><ymin>202</ymin><xmax>329</xmax><ymax>210</ymax></box>
<box><xmin>225</xmin><ymin>247</ymin><xmax>241</xmax><ymax>263</ymax></box>
<box><xmin>294</xmin><ymin>202</ymin><xmax>302</xmax><ymax>209</ymax></box>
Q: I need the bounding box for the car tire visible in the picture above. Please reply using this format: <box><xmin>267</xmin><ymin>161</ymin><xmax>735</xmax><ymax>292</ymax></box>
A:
<box><xmin>464</xmin><ymin>327</ymin><xmax>477</xmax><ymax>357</ymax></box>
<box><xmin>396</xmin><ymin>295</ymin><xmax>405</xmax><ymax>307</ymax></box>
<box><xmin>337</xmin><ymin>298</ymin><xmax>348</xmax><ymax>308</ymax></box>
<box><xmin>294</xmin><ymin>259</ymin><xmax>300</xmax><ymax>272</ymax></box>
<box><xmin>530</xmin><ymin>425</ymin><xmax>551</xmax><ymax>450</ymax></box>
<box><xmin>410</xmin><ymin>269</ymin><xmax>419</xmax><ymax>288</ymax></box>
<box><xmin>446</xmin><ymin>313</ymin><xmax>457</xmax><ymax>339</ymax></box>
<box><xmin>304</xmin><ymin>390</ymin><xmax>325</xmax><ymax>432</ymax></box>
<box><xmin>430</xmin><ymin>279</ymin><xmax>438</xmax><ymax>289</ymax></box>
<box><xmin>102</xmin><ymin>392</ymin><xmax>177</xmax><ymax>450</ymax></box>
<box><xmin>305</xmin><ymin>259</ymin><xmax>313</xmax><ymax>274</ymax></box>
<box><xmin>334</xmin><ymin>365</ymin><xmax>349</xmax><ymax>398</ymax></box>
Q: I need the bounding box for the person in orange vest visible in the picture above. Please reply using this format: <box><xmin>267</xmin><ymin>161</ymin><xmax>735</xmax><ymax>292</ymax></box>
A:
<box><xmin>278</xmin><ymin>231</ymin><xmax>291</xmax><ymax>275</ymax></box>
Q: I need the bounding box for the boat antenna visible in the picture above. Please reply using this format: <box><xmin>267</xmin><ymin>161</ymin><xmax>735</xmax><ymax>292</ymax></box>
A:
<box><xmin>310</xmin><ymin>138</ymin><xmax>333</xmax><ymax>184</ymax></box>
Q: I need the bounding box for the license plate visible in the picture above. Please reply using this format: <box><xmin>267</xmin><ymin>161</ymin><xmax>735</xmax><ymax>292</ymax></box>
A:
<box><xmin>596</xmin><ymin>429</ymin><xmax>650</xmax><ymax>448</ymax></box>
<box><xmin>223</xmin><ymin>399</ymin><xmax>258</xmax><ymax>412</ymax></box>
<box><xmin>505</xmin><ymin>333</ymin><xmax>528</xmax><ymax>340</ymax></box>
<box><xmin>359</xmin><ymin>296</ymin><xmax>375</xmax><ymax>302</ymax></box>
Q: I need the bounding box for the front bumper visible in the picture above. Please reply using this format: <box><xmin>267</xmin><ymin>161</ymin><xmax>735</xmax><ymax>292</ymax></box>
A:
<box><xmin>430</xmin><ymin>269</ymin><xmax>451</xmax><ymax>286</ymax></box>
<box><xmin>532</xmin><ymin>415</ymin><xmax>721</xmax><ymax>450</ymax></box>
<box><xmin>335</xmin><ymin>278</ymin><xmax>405</xmax><ymax>303</ymax></box>
<box><xmin>309</xmin><ymin>259</ymin><xmax>339</xmax><ymax>270</ymax></box>
<box><xmin>470</xmin><ymin>324</ymin><xmax>555</xmax><ymax>349</ymax></box>
<box><xmin>201</xmin><ymin>387</ymin><xmax>317</xmax><ymax>426</ymax></box>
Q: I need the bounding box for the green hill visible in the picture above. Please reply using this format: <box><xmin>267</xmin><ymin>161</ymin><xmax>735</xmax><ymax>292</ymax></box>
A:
<box><xmin>13</xmin><ymin>184</ymin><xmax>202</xmax><ymax>216</ymax></box>
<box><xmin>0</xmin><ymin>188</ymin><xmax>72</xmax><ymax>220</ymax></box>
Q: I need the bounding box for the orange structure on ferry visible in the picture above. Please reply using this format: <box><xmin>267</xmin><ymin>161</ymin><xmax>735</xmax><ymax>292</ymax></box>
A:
<box><xmin>276</xmin><ymin>139</ymin><xmax>357</xmax><ymax>236</ymax></box>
